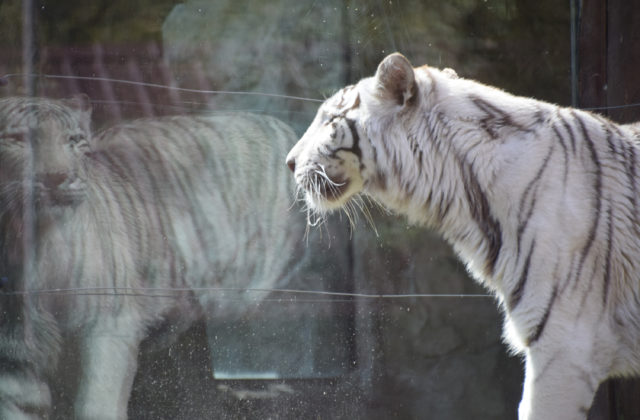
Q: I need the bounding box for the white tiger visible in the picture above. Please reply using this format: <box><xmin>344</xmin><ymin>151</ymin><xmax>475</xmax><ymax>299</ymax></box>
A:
<box><xmin>0</xmin><ymin>95</ymin><xmax>303</xmax><ymax>419</ymax></box>
<box><xmin>286</xmin><ymin>53</ymin><xmax>640</xmax><ymax>420</ymax></box>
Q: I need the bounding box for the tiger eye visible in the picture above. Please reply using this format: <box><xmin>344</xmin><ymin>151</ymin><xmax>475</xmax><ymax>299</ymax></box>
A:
<box><xmin>69</xmin><ymin>133</ymin><xmax>86</xmax><ymax>145</ymax></box>
<box><xmin>4</xmin><ymin>131</ymin><xmax>28</xmax><ymax>143</ymax></box>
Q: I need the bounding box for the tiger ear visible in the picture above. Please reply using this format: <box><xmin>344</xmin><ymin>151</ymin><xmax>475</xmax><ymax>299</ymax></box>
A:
<box><xmin>62</xmin><ymin>93</ymin><xmax>92</xmax><ymax>114</ymax></box>
<box><xmin>62</xmin><ymin>94</ymin><xmax>92</xmax><ymax>133</ymax></box>
<box><xmin>374</xmin><ymin>53</ymin><xmax>417</xmax><ymax>107</ymax></box>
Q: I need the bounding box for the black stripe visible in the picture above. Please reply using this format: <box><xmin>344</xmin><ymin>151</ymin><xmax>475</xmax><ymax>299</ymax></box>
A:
<box><xmin>605</xmin><ymin>127</ymin><xmax>619</xmax><ymax>157</ymax></box>
<box><xmin>516</xmin><ymin>144</ymin><xmax>555</xmax><ymax>256</ymax></box>
<box><xmin>392</xmin><ymin>153</ymin><xmax>402</xmax><ymax>182</ymax></box>
<box><xmin>470</xmin><ymin>95</ymin><xmax>532</xmax><ymax>139</ymax></box>
<box><xmin>571</xmin><ymin>111</ymin><xmax>603</xmax><ymax>290</ymax></box>
<box><xmin>601</xmin><ymin>119</ymin><xmax>640</xmax><ymax>238</ymax></box>
<box><xmin>458</xmin><ymin>154</ymin><xmax>502</xmax><ymax>276</ymax></box>
<box><xmin>69</xmin><ymin>211</ymin><xmax>86</xmax><ymax>287</ymax></box>
<box><xmin>176</xmin><ymin>117</ymin><xmax>211</xmax><ymax>162</ymax></box>
<box><xmin>161</xmin><ymin>118</ymin><xmax>214</xmax><ymax>262</ymax></box>
<box><xmin>436</xmin><ymin>196</ymin><xmax>453</xmax><ymax>221</ymax></box>
<box><xmin>602</xmin><ymin>204</ymin><xmax>613</xmax><ymax>307</ymax></box>
<box><xmin>368</xmin><ymin>139</ymin><xmax>379</xmax><ymax>167</ymax></box>
<box><xmin>196</xmin><ymin>118</ymin><xmax>236</xmax><ymax>209</ymax></box>
<box><xmin>527</xmin><ymin>285</ymin><xmax>558</xmax><ymax>345</ymax></box>
<box><xmin>101</xmin><ymin>140</ymin><xmax>151</xmax><ymax>265</ymax></box>
<box><xmin>551</xmin><ymin>124</ymin><xmax>570</xmax><ymax>184</ymax></box>
<box><xmin>119</xmin><ymin>125</ymin><xmax>179</xmax><ymax>284</ymax></box>
<box><xmin>471</xmin><ymin>96</ymin><xmax>502</xmax><ymax>139</ymax></box>
<box><xmin>350</xmin><ymin>93</ymin><xmax>361</xmax><ymax>111</ymax></box>
<box><xmin>89</xmin><ymin>150</ymin><xmax>146</xmax><ymax>290</ymax></box>
<box><xmin>149</xmin><ymin>122</ymin><xmax>202</xmax><ymax>285</ymax></box>
<box><xmin>335</xmin><ymin>85</ymin><xmax>356</xmax><ymax>108</ymax></box>
<box><xmin>560</xmin><ymin>112</ymin><xmax>577</xmax><ymax>154</ymax></box>
<box><xmin>623</xmin><ymin>140</ymin><xmax>640</xmax><ymax>236</ymax></box>
<box><xmin>508</xmin><ymin>239</ymin><xmax>535</xmax><ymax>311</ymax></box>
<box><xmin>332</xmin><ymin>118</ymin><xmax>362</xmax><ymax>160</ymax></box>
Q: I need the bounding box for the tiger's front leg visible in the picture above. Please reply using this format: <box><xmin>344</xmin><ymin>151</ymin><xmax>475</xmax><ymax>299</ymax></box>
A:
<box><xmin>0</xmin><ymin>294</ymin><xmax>60</xmax><ymax>419</ymax></box>
<box><xmin>519</xmin><ymin>346</ymin><xmax>604</xmax><ymax>420</ymax></box>
<box><xmin>74</xmin><ymin>313</ymin><xmax>145</xmax><ymax>420</ymax></box>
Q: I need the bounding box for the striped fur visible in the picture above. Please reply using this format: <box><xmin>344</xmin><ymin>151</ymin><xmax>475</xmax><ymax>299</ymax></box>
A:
<box><xmin>0</xmin><ymin>96</ymin><xmax>301</xmax><ymax>419</ymax></box>
<box><xmin>286</xmin><ymin>53</ymin><xmax>640</xmax><ymax>420</ymax></box>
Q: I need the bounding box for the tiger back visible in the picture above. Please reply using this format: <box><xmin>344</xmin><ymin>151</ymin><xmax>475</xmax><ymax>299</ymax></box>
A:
<box><xmin>90</xmin><ymin>113</ymin><xmax>302</xmax><ymax>317</ymax></box>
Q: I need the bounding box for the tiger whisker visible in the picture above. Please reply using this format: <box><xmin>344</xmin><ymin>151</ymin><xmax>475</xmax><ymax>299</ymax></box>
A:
<box><xmin>313</xmin><ymin>168</ymin><xmax>345</xmax><ymax>187</ymax></box>
<box><xmin>306</xmin><ymin>209</ymin><xmax>323</xmax><ymax>227</ymax></box>
<box><xmin>364</xmin><ymin>194</ymin><xmax>389</xmax><ymax>215</ymax></box>
<box><xmin>351</xmin><ymin>195</ymin><xmax>379</xmax><ymax>237</ymax></box>
<box><xmin>287</xmin><ymin>191</ymin><xmax>300</xmax><ymax>211</ymax></box>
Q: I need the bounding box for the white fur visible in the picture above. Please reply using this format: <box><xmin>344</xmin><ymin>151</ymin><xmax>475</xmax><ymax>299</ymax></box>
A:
<box><xmin>287</xmin><ymin>53</ymin><xmax>640</xmax><ymax>419</ymax></box>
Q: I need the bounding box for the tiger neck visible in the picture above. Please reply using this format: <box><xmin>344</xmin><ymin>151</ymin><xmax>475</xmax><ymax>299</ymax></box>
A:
<box><xmin>0</xmin><ymin>206</ymin><xmax>83</xmax><ymax>269</ymax></box>
<box><xmin>366</xmin><ymin>108</ymin><xmax>515</xmax><ymax>292</ymax></box>
<box><xmin>0</xmin><ymin>214</ymin><xmax>31</xmax><ymax>286</ymax></box>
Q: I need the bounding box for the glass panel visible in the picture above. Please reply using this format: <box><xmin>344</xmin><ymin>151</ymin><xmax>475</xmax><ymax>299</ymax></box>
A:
<box><xmin>0</xmin><ymin>0</ymin><xmax>571</xmax><ymax>418</ymax></box>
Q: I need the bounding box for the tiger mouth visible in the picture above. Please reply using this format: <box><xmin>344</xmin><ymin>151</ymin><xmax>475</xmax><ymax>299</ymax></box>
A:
<box><xmin>299</xmin><ymin>171</ymin><xmax>350</xmax><ymax>203</ymax></box>
<box><xmin>34</xmin><ymin>187</ymin><xmax>85</xmax><ymax>208</ymax></box>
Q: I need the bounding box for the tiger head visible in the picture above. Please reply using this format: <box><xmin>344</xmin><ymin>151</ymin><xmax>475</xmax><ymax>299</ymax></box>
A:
<box><xmin>0</xmin><ymin>95</ymin><xmax>93</xmax><ymax>222</ymax></box>
<box><xmin>286</xmin><ymin>53</ymin><xmax>420</xmax><ymax>215</ymax></box>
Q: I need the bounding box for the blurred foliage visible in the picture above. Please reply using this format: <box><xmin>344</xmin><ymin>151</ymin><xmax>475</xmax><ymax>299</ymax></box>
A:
<box><xmin>1</xmin><ymin>0</ymin><xmax>570</xmax><ymax>104</ymax></box>
<box><xmin>343</xmin><ymin>0</ymin><xmax>570</xmax><ymax>104</ymax></box>
<box><xmin>0</xmin><ymin>0</ymin><xmax>180</xmax><ymax>47</ymax></box>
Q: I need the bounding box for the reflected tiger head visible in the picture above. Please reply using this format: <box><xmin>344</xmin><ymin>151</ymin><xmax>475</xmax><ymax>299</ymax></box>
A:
<box><xmin>0</xmin><ymin>95</ymin><xmax>93</xmax><ymax>221</ymax></box>
<box><xmin>286</xmin><ymin>53</ymin><xmax>419</xmax><ymax>217</ymax></box>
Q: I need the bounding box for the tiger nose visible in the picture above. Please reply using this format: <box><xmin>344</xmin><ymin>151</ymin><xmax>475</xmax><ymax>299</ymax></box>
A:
<box><xmin>286</xmin><ymin>157</ymin><xmax>295</xmax><ymax>173</ymax></box>
<box><xmin>38</xmin><ymin>172</ymin><xmax>69</xmax><ymax>189</ymax></box>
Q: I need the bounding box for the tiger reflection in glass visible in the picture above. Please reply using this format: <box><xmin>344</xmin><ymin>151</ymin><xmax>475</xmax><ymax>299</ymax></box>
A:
<box><xmin>0</xmin><ymin>95</ymin><xmax>302</xmax><ymax>419</ymax></box>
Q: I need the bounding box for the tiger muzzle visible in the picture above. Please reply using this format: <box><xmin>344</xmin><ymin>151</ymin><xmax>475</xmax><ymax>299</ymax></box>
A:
<box><xmin>33</xmin><ymin>172</ymin><xmax>85</xmax><ymax>207</ymax></box>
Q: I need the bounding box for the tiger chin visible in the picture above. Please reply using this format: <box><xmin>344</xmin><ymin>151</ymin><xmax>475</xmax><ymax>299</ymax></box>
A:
<box><xmin>287</xmin><ymin>52</ymin><xmax>640</xmax><ymax>420</ymax></box>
